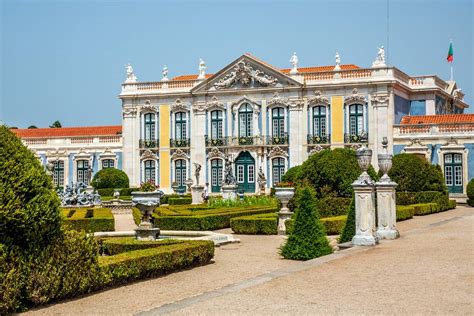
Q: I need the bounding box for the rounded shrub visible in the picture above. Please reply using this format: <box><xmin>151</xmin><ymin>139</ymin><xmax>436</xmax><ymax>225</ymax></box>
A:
<box><xmin>0</xmin><ymin>125</ymin><xmax>62</xmax><ymax>251</ymax></box>
<box><xmin>91</xmin><ymin>168</ymin><xmax>129</xmax><ymax>189</ymax></box>
<box><xmin>389</xmin><ymin>153</ymin><xmax>446</xmax><ymax>192</ymax></box>
<box><xmin>467</xmin><ymin>178</ymin><xmax>474</xmax><ymax>200</ymax></box>
<box><xmin>281</xmin><ymin>165</ymin><xmax>302</xmax><ymax>183</ymax></box>
<box><xmin>280</xmin><ymin>186</ymin><xmax>333</xmax><ymax>260</ymax></box>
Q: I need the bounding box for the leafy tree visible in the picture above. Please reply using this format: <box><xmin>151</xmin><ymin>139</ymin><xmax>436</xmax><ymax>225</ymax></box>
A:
<box><xmin>281</xmin><ymin>165</ymin><xmax>301</xmax><ymax>183</ymax></box>
<box><xmin>280</xmin><ymin>187</ymin><xmax>333</xmax><ymax>260</ymax></box>
<box><xmin>27</xmin><ymin>125</ymin><xmax>37</xmax><ymax>129</ymax></box>
<box><xmin>91</xmin><ymin>167</ymin><xmax>130</xmax><ymax>189</ymax></box>
<box><xmin>49</xmin><ymin>120</ymin><xmax>62</xmax><ymax>128</ymax></box>
<box><xmin>0</xmin><ymin>125</ymin><xmax>62</xmax><ymax>251</ymax></box>
<box><xmin>338</xmin><ymin>196</ymin><xmax>355</xmax><ymax>243</ymax></box>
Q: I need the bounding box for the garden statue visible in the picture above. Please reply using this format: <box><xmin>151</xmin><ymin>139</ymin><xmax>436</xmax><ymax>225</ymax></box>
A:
<box><xmin>372</xmin><ymin>46</ymin><xmax>387</xmax><ymax>68</ymax></box>
<box><xmin>45</xmin><ymin>161</ymin><xmax>55</xmax><ymax>180</ymax></box>
<box><xmin>162</xmin><ymin>65</ymin><xmax>169</xmax><ymax>81</ymax></box>
<box><xmin>191</xmin><ymin>163</ymin><xmax>204</xmax><ymax>204</ymax></box>
<box><xmin>289</xmin><ymin>52</ymin><xmax>298</xmax><ymax>74</ymax></box>
<box><xmin>193</xmin><ymin>163</ymin><xmax>201</xmax><ymax>186</ymax></box>
<box><xmin>198</xmin><ymin>58</ymin><xmax>206</xmax><ymax>79</ymax></box>
<box><xmin>125</xmin><ymin>63</ymin><xmax>137</xmax><ymax>83</ymax></box>
<box><xmin>223</xmin><ymin>155</ymin><xmax>237</xmax><ymax>185</ymax></box>
<box><xmin>334</xmin><ymin>51</ymin><xmax>341</xmax><ymax>71</ymax></box>
<box><xmin>58</xmin><ymin>182</ymin><xmax>101</xmax><ymax>206</ymax></box>
<box><xmin>257</xmin><ymin>167</ymin><xmax>266</xmax><ymax>194</ymax></box>
<box><xmin>86</xmin><ymin>166</ymin><xmax>93</xmax><ymax>185</ymax></box>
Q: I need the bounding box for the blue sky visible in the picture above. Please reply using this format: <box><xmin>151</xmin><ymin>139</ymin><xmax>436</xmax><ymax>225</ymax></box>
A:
<box><xmin>1</xmin><ymin>0</ymin><xmax>472</xmax><ymax>128</ymax></box>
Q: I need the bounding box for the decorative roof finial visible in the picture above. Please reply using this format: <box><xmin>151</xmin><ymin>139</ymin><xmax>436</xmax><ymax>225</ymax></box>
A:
<box><xmin>161</xmin><ymin>65</ymin><xmax>169</xmax><ymax>82</ymax></box>
<box><xmin>125</xmin><ymin>63</ymin><xmax>137</xmax><ymax>83</ymax></box>
<box><xmin>198</xmin><ymin>58</ymin><xmax>206</xmax><ymax>80</ymax></box>
<box><xmin>289</xmin><ymin>52</ymin><xmax>298</xmax><ymax>75</ymax></box>
<box><xmin>372</xmin><ymin>46</ymin><xmax>386</xmax><ymax>68</ymax></box>
<box><xmin>334</xmin><ymin>52</ymin><xmax>341</xmax><ymax>71</ymax></box>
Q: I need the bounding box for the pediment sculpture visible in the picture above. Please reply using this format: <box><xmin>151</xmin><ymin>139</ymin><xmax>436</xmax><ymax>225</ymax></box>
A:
<box><xmin>214</xmin><ymin>61</ymin><xmax>278</xmax><ymax>90</ymax></box>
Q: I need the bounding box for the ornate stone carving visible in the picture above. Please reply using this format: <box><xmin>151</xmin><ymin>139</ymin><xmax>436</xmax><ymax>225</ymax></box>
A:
<box><xmin>125</xmin><ymin>63</ymin><xmax>137</xmax><ymax>83</ymax></box>
<box><xmin>372</xmin><ymin>46</ymin><xmax>386</xmax><ymax>68</ymax></box>
<box><xmin>345</xmin><ymin>88</ymin><xmax>366</xmax><ymax>105</ymax></box>
<box><xmin>170</xmin><ymin>149</ymin><xmax>189</xmax><ymax>160</ymax></box>
<box><xmin>267</xmin><ymin>92</ymin><xmax>289</xmax><ymax>108</ymax></box>
<box><xmin>309</xmin><ymin>145</ymin><xmax>325</xmax><ymax>155</ymax></box>
<box><xmin>207</xmin><ymin>147</ymin><xmax>225</xmax><ymax>159</ymax></box>
<box><xmin>100</xmin><ymin>147</ymin><xmax>116</xmax><ymax>159</ymax></box>
<box><xmin>205</xmin><ymin>96</ymin><xmax>225</xmax><ymax>111</ymax></box>
<box><xmin>268</xmin><ymin>146</ymin><xmax>288</xmax><ymax>158</ymax></box>
<box><xmin>308</xmin><ymin>91</ymin><xmax>329</xmax><ymax>107</ymax></box>
<box><xmin>46</xmin><ymin>148</ymin><xmax>67</xmax><ymax>158</ymax></box>
<box><xmin>192</xmin><ymin>102</ymin><xmax>206</xmax><ymax>113</ymax></box>
<box><xmin>141</xmin><ymin>100</ymin><xmax>157</xmax><ymax>113</ymax></box>
<box><xmin>371</xmin><ymin>94</ymin><xmax>389</xmax><ymax>106</ymax></box>
<box><xmin>140</xmin><ymin>149</ymin><xmax>158</xmax><ymax>160</ymax></box>
<box><xmin>289</xmin><ymin>98</ymin><xmax>304</xmax><ymax>111</ymax></box>
<box><xmin>172</xmin><ymin>98</ymin><xmax>188</xmax><ymax>112</ymax></box>
<box><xmin>214</xmin><ymin>61</ymin><xmax>278</xmax><ymax>89</ymax></box>
<box><xmin>123</xmin><ymin>107</ymin><xmax>138</xmax><ymax>118</ymax></box>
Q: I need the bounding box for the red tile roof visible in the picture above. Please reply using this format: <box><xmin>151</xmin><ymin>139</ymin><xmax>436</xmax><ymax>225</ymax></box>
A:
<box><xmin>172</xmin><ymin>74</ymin><xmax>214</xmax><ymax>81</ymax></box>
<box><xmin>12</xmin><ymin>125</ymin><xmax>122</xmax><ymax>138</ymax></box>
<box><xmin>400</xmin><ymin>114</ymin><xmax>474</xmax><ymax>125</ymax></box>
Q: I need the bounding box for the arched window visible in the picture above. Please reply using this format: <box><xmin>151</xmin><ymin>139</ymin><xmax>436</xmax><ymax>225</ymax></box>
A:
<box><xmin>211</xmin><ymin>110</ymin><xmax>223</xmax><ymax>139</ymax></box>
<box><xmin>238</xmin><ymin>103</ymin><xmax>253</xmax><ymax>138</ymax></box>
<box><xmin>144</xmin><ymin>113</ymin><xmax>156</xmax><ymax>141</ymax></box>
<box><xmin>102</xmin><ymin>159</ymin><xmax>114</xmax><ymax>169</ymax></box>
<box><xmin>175</xmin><ymin>159</ymin><xmax>187</xmax><ymax>191</ymax></box>
<box><xmin>313</xmin><ymin>106</ymin><xmax>326</xmax><ymax>137</ymax></box>
<box><xmin>53</xmin><ymin>160</ymin><xmax>64</xmax><ymax>188</ymax></box>
<box><xmin>144</xmin><ymin>160</ymin><xmax>156</xmax><ymax>183</ymax></box>
<box><xmin>272</xmin><ymin>157</ymin><xmax>285</xmax><ymax>185</ymax></box>
<box><xmin>77</xmin><ymin>160</ymin><xmax>89</xmax><ymax>185</ymax></box>
<box><xmin>272</xmin><ymin>107</ymin><xmax>285</xmax><ymax>138</ymax></box>
<box><xmin>175</xmin><ymin>112</ymin><xmax>187</xmax><ymax>140</ymax></box>
<box><xmin>349</xmin><ymin>104</ymin><xmax>364</xmax><ymax>135</ymax></box>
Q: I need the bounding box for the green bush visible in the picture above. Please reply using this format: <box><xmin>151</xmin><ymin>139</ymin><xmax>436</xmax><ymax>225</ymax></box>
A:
<box><xmin>315</xmin><ymin>197</ymin><xmax>352</xmax><ymax>218</ymax></box>
<box><xmin>208</xmin><ymin>195</ymin><xmax>278</xmax><ymax>208</ymax></box>
<box><xmin>91</xmin><ymin>168</ymin><xmax>129</xmax><ymax>189</ymax></box>
<box><xmin>396</xmin><ymin>191</ymin><xmax>450</xmax><ymax>211</ymax></box>
<box><xmin>448</xmin><ymin>199</ymin><xmax>456</xmax><ymax>209</ymax></box>
<box><xmin>168</xmin><ymin>197</ymin><xmax>192</xmax><ymax>205</ymax></box>
<box><xmin>132</xmin><ymin>207</ymin><xmax>142</xmax><ymax>226</ymax></box>
<box><xmin>411</xmin><ymin>203</ymin><xmax>437</xmax><ymax>215</ymax></box>
<box><xmin>230</xmin><ymin>213</ymin><xmax>277</xmax><ymax>235</ymax></box>
<box><xmin>0</xmin><ymin>125</ymin><xmax>62</xmax><ymax>251</ymax></box>
<box><xmin>62</xmin><ymin>208</ymin><xmax>115</xmax><ymax>232</ymax></box>
<box><xmin>281</xmin><ymin>165</ymin><xmax>302</xmax><ymax>182</ymax></box>
<box><xmin>467</xmin><ymin>179</ymin><xmax>474</xmax><ymax>206</ymax></box>
<box><xmin>294</xmin><ymin>148</ymin><xmax>378</xmax><ymax>198</ymax></box>
<box><xmin>281</xmin><ymin>187</ymin><xmax>333</xmax><ymax>260</ymax></box>
<box><xmin>338</xmin><ymin>196</ymin><xmax>355</xmax><ymax>243</ymax></box>
<box><xmin>286</xmin><ymin>215</ymin><xmax>347</xmax><ymax>236</ymax></box>
<box><xmin>161</xmin><ymin>194</ymin><xmax>191</xmax><ymax>204</ymax></box>
<box><xmin>98</xmin><ymin>237</ymin><xmax>184</xmax><ymax>255</ymax></box>
<box><xmin>396</xmin><ymin>205</ymin><xmax>415</xmax><ymax>221</ymax></box>
<box><xmin>99</xmin><ymin>240</ymin><xmax>214</xmax><ymax>286</ymax></box>
<box><xmin>389</xmin><ymin>154</ymin><xmax>446</xmax><ymax>192</ymax></box>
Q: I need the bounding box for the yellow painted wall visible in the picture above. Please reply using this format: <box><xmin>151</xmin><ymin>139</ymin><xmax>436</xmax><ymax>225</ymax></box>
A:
<box><xmin>159</xmin><ymin>105</ymin><xmax>170</xmax><ymax>188</ymax></box>
<box><xmin>331</xmin><ymin>96</ymin><xmax>344</xmax><ymax>144</ymax></box>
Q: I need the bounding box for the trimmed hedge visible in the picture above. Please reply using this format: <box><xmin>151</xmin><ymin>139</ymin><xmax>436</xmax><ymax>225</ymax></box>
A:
<box><xmin>168</xmin><ymin>197</ymin><xmax>192</xmax><ymax>205</ymax></box>
<box><xmin>62</xmin><ymin>208</ymin><xmax>115</xmax><ymax>232</ymax></box>
<box><xmin>396</xmin><ymin>205</ymin><xmax>415</xmax><ymax>221</ymax></box>
<box><xmin>153</xmin><ymin>206</ymin><xmax>277</xmax><ymax>231</ymax></box>
<box><xmin>448</xmin><ymin>199</ymin><xmax>456</xmax><ymax>209</ymax></box>
<box><xmin>467</xmin><ymin>179</ymin><xmax>474</xmax><ymax>206</ymax></box>
<box><xmin>161</xmin><ymin>194</ymin><xmax>191</xmax><ymax>205</ymax></box>
<box><xmin>396</xmin><ymin>191</ymin><xmax>450</xmax><ymax>211</ymax></box>
<box><xmin>285</xmin><ymin>215</ymin><xmax>348</xmax><ymax>236</ymax></box>
<box><xmin>231</xmin><ymin>213</ymin><xmax>277</xmax><ymax>235</ymax></box>
<box><xmin>316</xmin><ymin>197</ymin><xmax>351</xmax><ymax>218</ymax></box>
<box><xmin>99</xmin><ymin>240</ymin><xmax>214</xmax><ymax>286</ymax></box>
<box><xmin>98</xmin><ymin>238</ymin><xmax>185</xmax><ymax>255</ymax></box>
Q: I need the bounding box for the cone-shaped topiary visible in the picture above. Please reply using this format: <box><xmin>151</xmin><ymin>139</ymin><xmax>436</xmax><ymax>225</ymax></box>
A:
<box><xmin>338</xmin><ymin>195</ymin><xmax>355</xmax><ymax>243</ymax></box>
<box><xmin>280</xmin><ymin>187</ymin><xmax>333</xmax><ymax>260</ymax></box>
<box><xmin>0</xmin><ymin>125</ymin><xmax>62</xmax><ymax>251</ymax></box>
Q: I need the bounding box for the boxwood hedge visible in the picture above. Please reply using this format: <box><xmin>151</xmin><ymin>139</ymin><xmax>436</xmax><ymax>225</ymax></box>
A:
<box><xmin>62</xmin><ymin>208</ymin><xmax>115</xmax><ymax>232</ymax></box>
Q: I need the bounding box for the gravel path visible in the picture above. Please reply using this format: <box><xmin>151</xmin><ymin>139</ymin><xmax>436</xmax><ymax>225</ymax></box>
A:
<box><xmin>25</xmin><ymin>206</ymin><xmax>473</xmax><ymax>315</ymax></box>
<box><xmin>113</xmin><ymin>212</ymin><xmax>136</xmax><ymax>231</ymax></box>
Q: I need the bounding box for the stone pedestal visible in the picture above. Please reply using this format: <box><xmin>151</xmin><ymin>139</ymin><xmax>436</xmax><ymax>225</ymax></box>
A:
<box><xmin>135</xmin><ymin>223</ymin><xmax>160</xmax><ymax>241</ymax></box>
<box><xmin>85</xmin><ymin>186</ymin><xmax>94</xmax><ymax>194</ymax></box>
<box><xmin>278</xmin><ymin>210</ymin><xmax>293</xmax><ymax>235</ymax></box>
<box><xmin>352</xmin><ymin>183</ymin><xmax>378</xmax><ymax>246</ymax></box>
<box><xmin>376</xmin><ymin>182</ymin><xmax>400</xmax><ymax>240</ymax></box>
<box><xmin>221</xmin><ymin>184</ymin><xmax>238</xmax><ymax>200</ymax></box>
<box><xmin>191</xmin><ymin>185</ymin><xmax>204</xmax><ymax>204</ymax></box>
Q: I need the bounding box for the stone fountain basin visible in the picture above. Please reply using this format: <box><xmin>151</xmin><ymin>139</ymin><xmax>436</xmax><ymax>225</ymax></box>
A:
<box><xmin>93</xmin><ymin>230</ymin><xmax>240</xmax><ymax>247</ymax></box>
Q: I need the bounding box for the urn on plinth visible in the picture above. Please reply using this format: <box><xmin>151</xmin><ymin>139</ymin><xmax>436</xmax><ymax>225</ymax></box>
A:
<box><xmin>355</xmin><ymin>145</ymin><xmax>374</xmax><ymax>185</ymax></box>
<box><xmin>131</xmin><ymin>190</ymin><xmax>164</xmax><ymax>240</ymax></box>
<box><xmin>274</xmin><ymin>185</ymin><xmax>295</xmax><ymax>235</ymax></box>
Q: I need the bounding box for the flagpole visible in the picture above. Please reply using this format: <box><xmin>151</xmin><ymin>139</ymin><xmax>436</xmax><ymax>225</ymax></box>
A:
<box><xmin>450</xmin><ymin>39</ymin><xmax>453</xmax><ymax>81</ymax></box>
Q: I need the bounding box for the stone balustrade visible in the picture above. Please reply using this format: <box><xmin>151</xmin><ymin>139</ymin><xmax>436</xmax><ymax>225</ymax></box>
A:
<box><xmin>393</xmin><ymin>123</ymin><xmax>474</xmax><ymax>139</ymax></box>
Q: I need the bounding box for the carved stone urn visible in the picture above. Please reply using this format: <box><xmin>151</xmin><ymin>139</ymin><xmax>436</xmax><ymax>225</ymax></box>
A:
<box><xmin>355</xmin><ymin>145</ymin><xmax>374</xmax><ymax>184</ymax></box>
<box><xmin>274</xmin><ymin>187</ymin><xmax>295</xmax><ymax>235</ymax></box>
<box><xmin>377</xmin><ymin>137</ymin><xmax>392</xmax><ymax>183</ymax></box>
<box><xmin>131</xmin><ymin>190</ymin><xmax>164</xmax><ymax>240</ymax></box>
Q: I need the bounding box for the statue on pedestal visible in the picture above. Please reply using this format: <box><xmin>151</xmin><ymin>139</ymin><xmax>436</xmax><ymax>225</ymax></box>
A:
<box><xmin>372</xmin><ymin>46</ymin><xmax>386</xmax><ymax>68</ymax></box>
<box><xmin>334</xmin><ymin>51</ymin><xmax>341</xmax><ymax>71</ymax></box>
<box><xmin>162</xmin><ymin>65</ymin><xmax>169</xmax><ymax>82</ymax></box>
<box><xmin>193</xmin><ymin>163</ymin><xmax>201</xmax><ymax>186</ymax></box>
<box><xmin>198</xmin><ymin>58</ymin><xmax>206</xmax><ymax>79</ymax></box>
<box><xmin>257</xmin><ymin>167</ymin><xmax>266</xmax><ymax>194</ymax></box>
<box><xmin>223</xmin><ymin>155</ymin><xmax>237</xmax><ymax>185</ymax></box>
<box><xmin>125</xmin><ymin>63</ymin><xmax>137</xmax><ymax>83</ymax></box>
<box><xmin>289</xmin><ymin>52</ymin><xmax>298</xmax><ymax>75</ymax></box>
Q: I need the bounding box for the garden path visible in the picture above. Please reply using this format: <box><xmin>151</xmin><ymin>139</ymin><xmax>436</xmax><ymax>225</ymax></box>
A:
<box><xmin>26</xmin><ymin>206</ymin><xmax>473</xmax><ymax>315</ymax></box>
<box><xmin>112</xmin><ymin>211</ymin><xmax>136</xmax><ymax>231</ymax></box>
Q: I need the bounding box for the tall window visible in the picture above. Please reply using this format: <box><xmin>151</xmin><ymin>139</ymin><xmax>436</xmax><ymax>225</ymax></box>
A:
<box><xmin>144</xmin><ymin>160</ymin><xmax>156</xmax><ymax>183</ymax></box>
<box><xmin>77</xmin><ymin>160</ymin><xmax>89</xmax><ymax>185</ymax></box>
<box><xmin>272</xmin><ymin>107</ymin><xmax>285</xmax><ymax>137</ymax></box>
<box><xmin>175</xmin><ymin>159</ymin><xmax>187</xmax><ymax>191</ymax></box>
<box><xmin>211</xmin><ymin>110</ymin><xmax>223</xmax><ymax>139</ymax></box>
<box><xmin>444</xmin><ymin>153</ymin><xmax>463</xmax><ymax>193</ymax></box>
<box><xmin>175</xmin><ymin>112</ymin><xmax>187</xmax><ymax>140</ymax></box>
<box><xmin>144</xmin><ymin>113</ymin><xmax>156</xmax><ymax>140</ymax></box>
<box><xmin>53</xmin><ymin>160</ymin><xmax>64</xmax><ymax>187</ymax></box>
<box><xmin>272</xmin><ymin>158</ymin><xmax>285</xmax><ymax>185</ymax></box>
<box><xmin>238</xmin><ymin>103</ymin><xmax>253</xmax><ymax>138</ymax></box>
<box><xmin>102</xmin><ymin>159</ymin><xmax>114</xmax><ymax>169</ymax></box>
<box><xmin>312</xmin><ymin>106</ymin><xmax>326</xmax><ymax>137</ymax></box>
<box><xmin>349</xmin><ymin>104</ymin><xmax>364</xmax><ymax>135</ymax></box>
<box><xmin>211</xmin><ymin>159</ymin><xmax>223</xmax><ymax>193</ymax></box>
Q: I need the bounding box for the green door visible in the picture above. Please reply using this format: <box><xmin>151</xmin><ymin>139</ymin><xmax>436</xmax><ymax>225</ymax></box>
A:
<box><xmin>444</xmin><ymin>153</ymin><xmax>463</xmax><ymax>193</ymax></box>
<box><xmin>175</xmin><ymin>159</ymin><xmax>187</xmax><ymax>192</ymax></box>
<box><xmin>235</xmin><ymin>151</ymin><xmax>255</xmax><ymax>193</ymax></box>
<box><xmin>211</xmin><ymin>159</ymin><xmax>223</xmax><ymax>193</ymax></box>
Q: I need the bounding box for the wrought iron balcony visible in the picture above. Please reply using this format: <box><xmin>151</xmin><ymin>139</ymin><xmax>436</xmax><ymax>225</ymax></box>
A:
<box><xmin>170</xmin><ymin>138</ymin><xmax>190</xmax><ymax>148</ymax></box>
<box><xmin>205</xmin><ymin>135</ymin><xmax>228</xmax><ymax>147</ymax></box>
<box><xmin>344</xmin><ymin>132</ymin><xmax>368</xmax><ymax>143</ymax></box>
<box><xmin>307</xmin><ymin>134</ymin><xmax>330</xmax><ymax>144</ymax></box>
<box><xmin>237</xmin><ymin>136</ymin><xmax>254</xmax><ymax>145</ymax></box>
<box><xmin>267</xmin><ymin>133</ymin><xmax>289</xmax><ymax>145</ymax></box>
<box><xmin>139</xmin><ymin>139</ymin><xmax>159</xmax><ymax>149</ymax></box>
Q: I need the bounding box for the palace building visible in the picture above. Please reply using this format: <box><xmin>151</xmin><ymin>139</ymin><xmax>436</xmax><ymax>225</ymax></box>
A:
<box><xmin>13</xmin><ymin>51</ymin><xmax>474</xmax><ymax>198</ymax></box>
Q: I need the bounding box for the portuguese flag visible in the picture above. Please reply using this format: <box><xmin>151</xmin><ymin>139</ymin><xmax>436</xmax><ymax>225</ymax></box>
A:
<box><xmin>447</xmin><ymin>43</ymin><xmax>454</xmax><ymax>63</ymax></box>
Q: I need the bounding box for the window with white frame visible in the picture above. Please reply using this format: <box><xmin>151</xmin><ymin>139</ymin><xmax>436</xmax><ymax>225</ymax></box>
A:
<box><xmin>144</xmin><ymin>113</ymin><xmax>156</xmax><ymax>140</ymax></box>
<box><xmin>272</xmin><ymin>107</ymin><xmax>285</xmax><ymax>138</ymax></box>
<box><xmin>102</xmin><ymin>159</ymin><xmax>115</xmax><ymax>169</ymax></box>
<box><xmin>144</xmin><ymin>160</ymin><xmax>156</xmax><ymax>183</ymax></box>
<box><xmin>175</xmin><ymin>112</ymin><xmax>187</xmax><ymax>140</ymax></box>
<box><xmin>313</xmin><ymin>106</ymin><xmax>326</xmax><ymax>137</ymax></box>
<box><xmin>349</xmin><ymin>104</ymin><xmax>364</xmax><ymax>135</ymax></box>
<box><xmin>238</xmin><ymin>103</ymin><xmax>253</xmax><ymax>138</ymax></box>
<box><xmin>77</xmin><ymin>160</ymin><xmax>89</xmax><ymax>185</ymax></box>
<box><xmin>53</xmin><ymin>160</ymin><xmax>64</xmax><ymax>187</ymax></box>
<box><xmin>211</xmin><ymin>110</ymin><xmax>223</xmax><ymax>139</ymax></box>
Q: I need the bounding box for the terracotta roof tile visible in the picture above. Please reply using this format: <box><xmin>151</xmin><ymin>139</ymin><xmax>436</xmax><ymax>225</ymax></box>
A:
<box><xmin>12</xmin><ymin>125</ymin><xmax>122</xmax><ymax>138</ymax></box>
<box><xmin>171</xmin><ymin>74</ymin><xmax>214</xmax><ymax>81</ymax></box>
<box><xmin>400</xmin><ymin>114</ymin><xmax>474</xmax><ymax>125</ymax></box>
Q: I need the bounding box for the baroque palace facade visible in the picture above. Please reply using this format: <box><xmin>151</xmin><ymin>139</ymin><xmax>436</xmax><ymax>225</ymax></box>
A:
<box><xmin>13</xmin><ymin>52</ymin><xmax>473</xmax><ymax>196</ymax></box>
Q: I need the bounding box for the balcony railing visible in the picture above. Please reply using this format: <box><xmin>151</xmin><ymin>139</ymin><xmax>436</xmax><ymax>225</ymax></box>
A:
<box><xmin>344</xmin><ymin>133</ymin><xmax>368</xmax><ymax>143</ymax></box>
<box><xmin>170</xmin><ymin>138</ymin><xmax>190</xmax><ymax>148</ymax></box>
<box><xmin>204</xmin><ymin>135</ymin><xmax>290</xmax><ymax>147</ymax></box>
<box><xmin>205</xmin><ymin>135</ymin><xmax>228</xmax><ymax>147</ymax></box>
<box><xmin>393</xmin><ymin>123</ymin><xmax>474</xmax><ymax>138</ymax></box>
<box><xmin>267</xmin><ymin>133</ymin><xmax>289</xmax><ymax>145</ymax></box>
<box><xmin>307</xmin><ymin>134</ymin><xmax>330</xmax><ymax>144</ymax></box>
<box><xmin>139</xmin><ymin>139</ymin><xmax>160</xmax><ymax>149</ymax></box>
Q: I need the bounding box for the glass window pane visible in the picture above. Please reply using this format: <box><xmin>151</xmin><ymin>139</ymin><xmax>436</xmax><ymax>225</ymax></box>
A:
<box><xmin>248</xmin><ymin>165</ymin><xmax>254</xmax><ymax>183</ymax></box>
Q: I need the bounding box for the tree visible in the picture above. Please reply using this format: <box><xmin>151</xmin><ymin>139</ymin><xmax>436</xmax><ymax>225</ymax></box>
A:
<box><xmin>27</xmin><ymin>125</ymin><xmax>37</xmax><ymax>129</ymax></box>
<box><xmin>281</xmin><ymin>165</ymin><xmax>301</xmax><ymax>183</ymax></box>
<box><xmin>49</xmin><ymin>121</ymin><xmax>62</xmax><ymax>128</ymax></box>
<box><xmin>338</xmin><ymin>196</ymin><xmax>355</xmax><ymax>243</ymax></box>
<box><xmin>280</xmin><ymin>187</ymin><xmax>333</xmax><ymax>260</ymax></box>
<box><xmin>91</xmin><ymin>167</ymin><xmax>130</xmax><ymax>189</ymax></box>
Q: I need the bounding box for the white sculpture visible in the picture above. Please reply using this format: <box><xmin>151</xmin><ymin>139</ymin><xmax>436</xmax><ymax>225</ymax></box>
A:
<box><xmin>289</xmin><ymin>52</ymin><xmax>298</xmax><ymax>75</ymax></box>
<box><xmin>162</xmin><ymin>65</ymin><xmax>169</xmax><ymax>82</ymax></box>
<box><xmin>334</xmin><ymin>51</ymin><xmax>341</xmax><ymax>71</ymax></box>
<box><xmin>372</xmin><ymin>46</ymin><xmax>386</xmax><ymax>68</ymax></box>
<box><xmin>125</xmin><ymin>63</ymin><xmax>137</xmax><ymax>83</ymax></box>
<box><xmin>198</xmin><ymin>58</ymin><xmax>206</xmax><ymax>80</ymax></box>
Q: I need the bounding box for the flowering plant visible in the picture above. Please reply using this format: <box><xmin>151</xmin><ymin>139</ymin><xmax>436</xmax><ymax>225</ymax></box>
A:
<box><xmin>140</xmin><ymin>180</ymin><xmax>159</xmax><ymax>192</ymax></box>
<box><xmin>274</xmin><ymin>181</ymin><xmax>294</xmax><ymax>188</ymax></box>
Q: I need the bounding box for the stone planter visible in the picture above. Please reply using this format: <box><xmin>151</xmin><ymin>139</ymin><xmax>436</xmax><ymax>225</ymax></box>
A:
<box><xmin>222</xmin><ymin>184</ymin><xmax>238</xmax><ymax>200</ymax></box>
<box><xmin>274</xmin><ymin>187</ymin><xmax>295</xmax><ymax>235</ymax></box>
<box><xmin>131</xmin><ymin>190</ymin><xmax>164</xmax><ymax>240</ymax></box>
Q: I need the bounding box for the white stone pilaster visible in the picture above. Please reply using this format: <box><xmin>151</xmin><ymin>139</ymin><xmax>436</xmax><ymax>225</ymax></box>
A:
<box><xmin>288</xmin><ymin>101</ymin><xmax>304</xmax><ymax>167</ymax></box>
<box><xmin>122</xmin><ymin>106</ymin><xmax>140</xmax><ymax>186</ymax></box>
<box><xmin>191</xmin><ymin>110</ymin><xmax>207</xmax><ymax>185</ymax></box>
<box><xmin>352</xmin><ymin>184</ymin><xmax>378</xmax><ymax>246</ymax></box>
